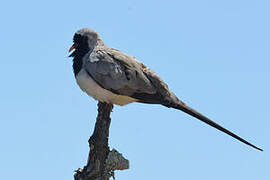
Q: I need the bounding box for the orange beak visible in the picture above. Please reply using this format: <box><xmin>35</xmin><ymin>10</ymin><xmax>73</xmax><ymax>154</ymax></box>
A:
<box><xmin>68</xmin><ymin>44</ymin><xmax>77</xmax><ymax>52</ymax></box>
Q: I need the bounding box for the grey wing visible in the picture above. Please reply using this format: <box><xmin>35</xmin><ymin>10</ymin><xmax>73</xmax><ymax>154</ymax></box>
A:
<box><xmin>83</xmin><ymin>48</ymin><xmax>157</xmax><ymax>97</ymax></box>
<box><xmin>139</xmin><ymin>63</ymin><xmax>183</xmax><ymax>105</ymax></box>
<box><xmin>84</xmin><ymin>47</ymin><xmax>181</xmax><ymax>105</ymax></box>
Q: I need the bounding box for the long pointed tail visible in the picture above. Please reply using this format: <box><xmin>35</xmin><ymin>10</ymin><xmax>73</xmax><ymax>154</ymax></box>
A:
<box><xmin>164</xmin><ymin>100</ymin><xmax>263</xmax><ymax>151</ymax></box>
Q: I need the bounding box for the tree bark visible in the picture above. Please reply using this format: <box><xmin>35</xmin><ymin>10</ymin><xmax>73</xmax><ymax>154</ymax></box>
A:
<box><xmin>74</xmin><ymin>102</ymin><xmax>129</xmax><ymax>180</ymax></box>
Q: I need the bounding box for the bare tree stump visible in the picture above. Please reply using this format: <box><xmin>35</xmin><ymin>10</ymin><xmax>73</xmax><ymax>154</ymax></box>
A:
<box><xmin>74</xmin><ymin>102</ymin><xmax>129</xmax><ymax>180</ymax></box>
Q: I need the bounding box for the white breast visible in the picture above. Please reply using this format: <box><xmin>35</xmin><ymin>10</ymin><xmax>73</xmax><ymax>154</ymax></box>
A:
<box><xmin>75</xmin><ymin>69</ymin><xmax>137</xmax><ymax>106</ymax></box>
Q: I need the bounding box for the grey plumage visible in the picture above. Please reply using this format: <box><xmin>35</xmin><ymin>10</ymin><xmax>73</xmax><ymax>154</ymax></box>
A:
<box><xmin>84</xmin><ymin>47</ymin><xmax>157</xmax><ymax>97</ymax></box>
<box><xmin>69</xmin><ymin>28</ymin><xmax>263</xmax><ymax>151</ymax></box>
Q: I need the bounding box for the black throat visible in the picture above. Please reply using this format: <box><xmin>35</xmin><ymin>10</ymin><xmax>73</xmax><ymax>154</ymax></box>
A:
<box><xmin>70</xmin><ymin>45</ymin><xmax>90</xmax><ymax>77</ymax></box>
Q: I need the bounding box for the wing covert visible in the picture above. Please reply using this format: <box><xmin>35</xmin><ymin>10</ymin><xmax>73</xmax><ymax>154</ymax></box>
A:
<box><xmin>83</xmin><ymin>47</ymin><xmax>156</xmax><ymax>97</ymax></box>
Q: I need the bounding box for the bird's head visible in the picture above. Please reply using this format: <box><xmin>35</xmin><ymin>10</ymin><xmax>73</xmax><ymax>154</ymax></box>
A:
<box><xmin>68</xmin><ymin>28</ymin><xmax>100</xmax><ymax>57</ymax></box>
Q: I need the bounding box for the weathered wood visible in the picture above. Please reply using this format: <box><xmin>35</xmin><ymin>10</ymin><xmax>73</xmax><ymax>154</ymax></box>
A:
<box><xmin>74</xmin><ymin>102</ymin><xmax>129</xmax><ymax>180</ymax></box>
<box><xmin>74</xmin><ymin>102</ymin><xmax>113</xmax><ymax>180</ymax></box>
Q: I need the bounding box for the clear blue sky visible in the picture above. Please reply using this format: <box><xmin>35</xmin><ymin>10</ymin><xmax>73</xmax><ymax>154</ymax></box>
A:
<box><xmin>0</xmin><ymin>0</ymin><xmax>269</xmax><ymax>179</ymax></box>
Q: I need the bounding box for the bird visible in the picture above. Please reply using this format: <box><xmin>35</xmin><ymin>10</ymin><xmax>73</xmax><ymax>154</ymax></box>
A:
<box><xmin>68</xmin><ymin>28</ymin><xmax>262</xmax><ymax>151</ymax></box>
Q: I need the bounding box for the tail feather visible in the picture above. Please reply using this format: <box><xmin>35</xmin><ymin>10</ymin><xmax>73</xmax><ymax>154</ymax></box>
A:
<box><xmin>164</xmin><ymin>100</ymin><xmax>263</xmax><ymax>151</ymax></box>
